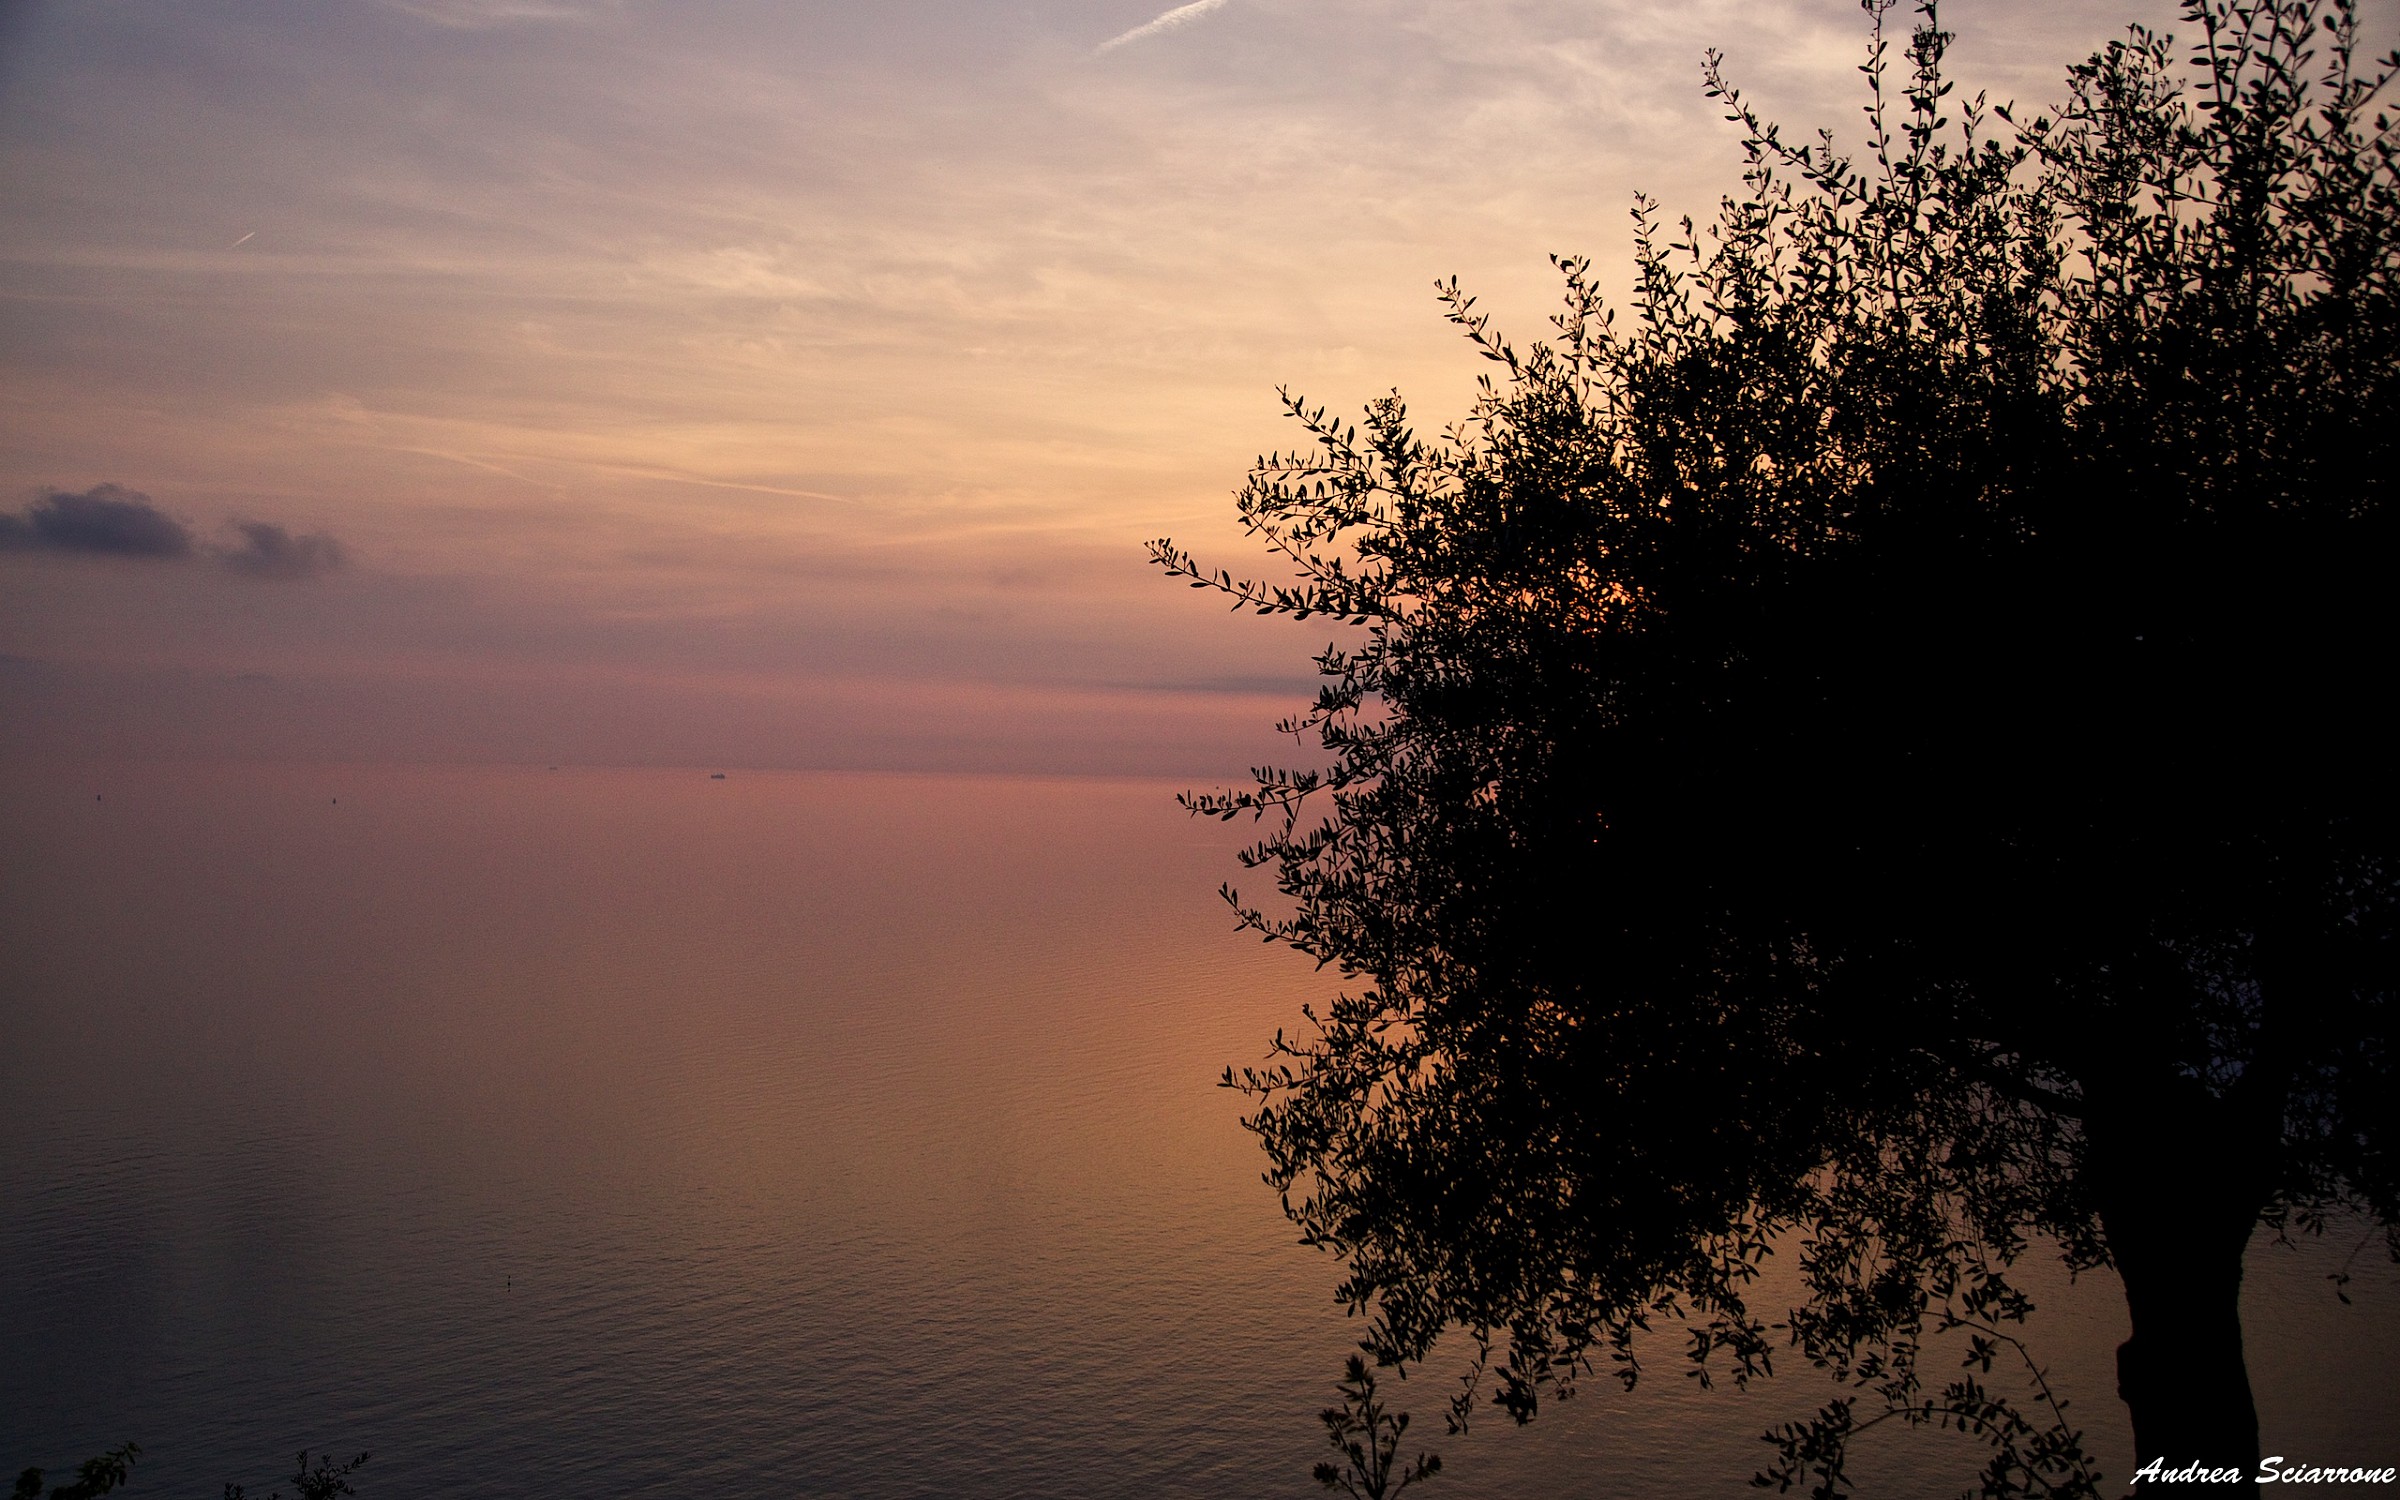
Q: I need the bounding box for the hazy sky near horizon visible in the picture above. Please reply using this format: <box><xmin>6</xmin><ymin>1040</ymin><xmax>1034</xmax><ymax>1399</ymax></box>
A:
<box><xmin>0</xmin><ymin>0</ymin><xmax>2334</xmax><ymax>772</ymax></box>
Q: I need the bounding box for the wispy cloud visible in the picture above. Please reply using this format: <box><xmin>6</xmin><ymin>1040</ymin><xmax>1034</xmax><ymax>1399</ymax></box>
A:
<box><xmin>0</xmin><ymin>0</ymin><xmax>2157</xmax><ymax>771</ymax></box>
<box><xmin>380</xmin><ymin>0</ymin><xmax>607</xmax><ymax>30</ymax></box>
<box><xmin>1096</xmin><ymin>0</ymin><xmax>1231</xmax><ymax>54</ymax></box>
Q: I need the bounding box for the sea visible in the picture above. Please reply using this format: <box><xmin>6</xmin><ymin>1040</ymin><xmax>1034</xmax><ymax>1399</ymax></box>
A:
<box><xmin>4</xmin><ymin>763</ymin><xmax>2394</xmax><ymax>1497</ymax></box>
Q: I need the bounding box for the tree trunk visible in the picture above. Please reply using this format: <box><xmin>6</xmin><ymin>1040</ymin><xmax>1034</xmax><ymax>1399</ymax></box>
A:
<box><xmin>2087</xmin><ymin>1083</ymin><xmax>2268</xmax><ymax>1494</ymax></box>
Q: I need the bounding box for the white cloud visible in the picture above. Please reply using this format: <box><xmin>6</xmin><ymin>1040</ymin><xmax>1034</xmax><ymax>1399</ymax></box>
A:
<box><xmin>1096</xmin><ymin>0</ymin><xmax>1232</xmax><ymax>54</ymax></box>
<box><xmin>380</xmin><ymin>0</ymin><xmax>610</xmax><ymax>29</ymax></box>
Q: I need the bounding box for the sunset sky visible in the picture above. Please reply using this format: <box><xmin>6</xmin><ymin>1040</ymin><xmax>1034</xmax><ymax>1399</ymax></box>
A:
<box><xmin>0</xmin><ymin>0</ymin><xmax>2290</xmax><ymax>774</ymax></box>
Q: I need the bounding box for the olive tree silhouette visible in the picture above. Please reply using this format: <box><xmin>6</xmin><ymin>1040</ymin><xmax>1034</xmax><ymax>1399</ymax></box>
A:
<box><xmin>1315</xmin><ymin>1355</ymin><xmax>1442</xmax><ymax>1499</ymax></box>
<box><xmin>223</xmin><ymin>1450</ymin><xmax>369</xmax><ymax>1500</ymax></box>
<box><xmin>10</xmin><ymin>1446</ymin><xmax>370</xmax><ymax>1500</ymax></box>
<box><xmin>1153</xmin><ymin>2</ymin><xmax>2397</xmax><ymax>1494</ymax></box>
<box><xmin>12</xmin><ymin>1445</ymin><xmax>137</xmax><ymax>1500</ymax></box>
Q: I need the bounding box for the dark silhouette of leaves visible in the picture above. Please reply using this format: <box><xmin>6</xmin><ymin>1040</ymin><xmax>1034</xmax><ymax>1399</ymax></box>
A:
<box><xmin>1160</xmin><ymin>2</ymin><xmax>2398</xmax><ymax>1494</ymax></box>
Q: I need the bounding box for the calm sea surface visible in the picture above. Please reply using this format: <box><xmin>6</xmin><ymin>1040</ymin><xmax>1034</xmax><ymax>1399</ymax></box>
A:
<box><xmin>4</xmin><ymin>764</ymin><xmax>2394</xmax><ymax>1497</ymax></box>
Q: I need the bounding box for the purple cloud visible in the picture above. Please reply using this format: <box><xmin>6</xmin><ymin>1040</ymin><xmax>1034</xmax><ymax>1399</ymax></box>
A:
<box><xmin>219</xmin><ymin>521</ymin><xmax>345</xmax><ymax>579</ymax></box>
<box><xmin>0</xmin><ymin>484</ymin><xmax>193</xmax><ymax>557</ymax></box>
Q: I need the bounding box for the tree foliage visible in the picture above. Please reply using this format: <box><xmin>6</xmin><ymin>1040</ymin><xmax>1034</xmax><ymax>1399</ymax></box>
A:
<box><xmin>1314</xmin><ymin>1355</ymin><xmax>1442</xmax><ymax>1500</ymax></box>
<box><xmin>222</xmin><ymin>1450</ymin><xmax>371</xmax><ymax>1500</ymax></box>
<box><xmin>1154</xmin><ymin>2</ymin><xmax>2398</xmax><ymax>1493</ymax></box>
<box><xmin>11</xmin><ymin>1445</ymin><xmax>137</xmax><ymax>1500</ymax></box>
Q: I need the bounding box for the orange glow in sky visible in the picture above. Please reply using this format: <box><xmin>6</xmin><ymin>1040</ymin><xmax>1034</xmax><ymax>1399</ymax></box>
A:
<box><xmin>0</xmin><ymin>0</ymin><xmax>2239</xmax><ymax>773</ymax></box>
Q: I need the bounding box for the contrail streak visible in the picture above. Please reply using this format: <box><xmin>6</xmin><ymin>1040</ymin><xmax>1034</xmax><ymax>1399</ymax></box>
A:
<box><xmin>1096</xmin><ymin>0</ymin><xmax>1229</xmax><ymax>53</ymax></box>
